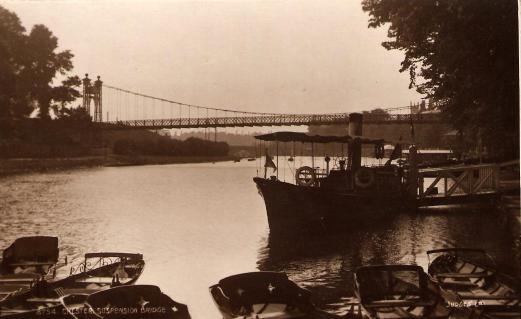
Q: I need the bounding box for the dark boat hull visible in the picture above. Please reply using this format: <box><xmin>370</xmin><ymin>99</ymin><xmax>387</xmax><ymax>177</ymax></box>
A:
<box><xmin>209</xmin><ymin>272</ymin><xmax>339</xmax><ymax>319</ymax></box>
<box><xmin>253</xmin><ymin>177</ymin><xmax>403</xmax><ymax>234</ymax></box>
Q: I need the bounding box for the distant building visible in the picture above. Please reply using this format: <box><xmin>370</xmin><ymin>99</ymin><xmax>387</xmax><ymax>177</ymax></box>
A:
<box><xmin>410</xmin><ymin>99</ymin><xmax>441</xmax><ymax>114</ymax></box>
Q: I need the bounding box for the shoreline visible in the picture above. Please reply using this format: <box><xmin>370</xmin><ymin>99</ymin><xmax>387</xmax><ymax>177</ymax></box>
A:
<box><xmin>0</xmin><ymin>155</ymin><xmax>237</xmax><ymax>177</ymax></box>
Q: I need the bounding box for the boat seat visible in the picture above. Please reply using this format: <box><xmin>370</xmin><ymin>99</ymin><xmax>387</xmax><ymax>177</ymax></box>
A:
<box><xmin>484</xmin><ymin>313</ymin><xmax>521</xmax><ymax>318</ymax></box>
<box><xmin>26</xmin><ymin>297</ymin><xmax>59</xmax><ymax>303</ymax></box>
<box><xmin>244</xmin><ymin>310</ymin><xmax>306</xmax><ymax>319</ymax></box>
<box><xmin>0</xmin><ymin>278</ymin><xmax>36</xmax><ymax>284</ymax></box>
<box><xmin>9</xmin><ymin>262</ymin><xmax>55</xmax><ymax>267</ymax></box>
<box><xmin>364</xmin><ymin>299</ymin><xmax>436</xmax><ymax>308</ymax></box>
<box><xmin>75</xmin><ymin>276</ymin><xmax>117</xmax><ymax>284</ymax></box>
<box><xmin>392</xmin><ymin>305</ymin><xmax>445</xmax><ymax>319</ymax></box>
<box><xmin>251</xmin><ymin>303</ymin><xmax>287</xmax><ymax>314</ymax></box>
<box><xmin>0</xmin><ymin>273</ymin><xmax>40</xmax><ymax>280</ymax></box>
<box><xmin>436</xmin><ymin>272</ymin><xmax>487</xmax><ymax>278</ymax></box>
<box><xmin>0</xmin><ymin>285</ymin><xmax>27</xmax><ymax>296</ymax></box>
<box><xmin>440</xmin><ymin>278</ymin><xmax>478</xmax><ymax>287</ymax></box>
<box><xmin>0</xmin><ymin>309</ymin><xmax>33</xmax><ymax>314</ymax></box>
<box><xmin>60</xmin><ymin>288</ymin><xmax>101</xmax><ymax>295</ymax></box>
<box><xmin>456</xmin><ymin>292</ymin><xmax>520</xmax><ymax>300</ymax></box>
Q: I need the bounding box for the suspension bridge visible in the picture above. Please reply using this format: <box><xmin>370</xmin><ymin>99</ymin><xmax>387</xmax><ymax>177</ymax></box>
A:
<box><xmin>82</xmin><ymin>74</ymin><xmax>442</xmax><ymax>130</ymax></box>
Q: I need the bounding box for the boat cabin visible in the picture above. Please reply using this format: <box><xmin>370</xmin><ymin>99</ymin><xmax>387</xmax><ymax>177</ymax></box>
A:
<box><xmin>254</xmin><ymin>131</ymin><xmax>404</xmax><ymax>196</ymax></box>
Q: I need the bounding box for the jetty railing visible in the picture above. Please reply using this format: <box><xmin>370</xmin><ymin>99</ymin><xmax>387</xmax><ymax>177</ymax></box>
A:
<box><xmin>418</xmin><ymin>164</ymin><xmax>498</xmax><ymax>198</ymax></box>
<box><xmin>416</xmin><ymin>160</ymin><xmax>519</xmax><ymax>199</ymax></box>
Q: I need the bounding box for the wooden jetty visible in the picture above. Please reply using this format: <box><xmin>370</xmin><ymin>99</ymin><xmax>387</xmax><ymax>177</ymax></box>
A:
<box><xmin>414</xmin><ymin>159</ymin><xmax>519</xmax><ymax>207</ymax></box>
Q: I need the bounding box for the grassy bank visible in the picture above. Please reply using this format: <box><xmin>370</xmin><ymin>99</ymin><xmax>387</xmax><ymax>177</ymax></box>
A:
<box><xmin>0</xmin><ymin>155</ymin><xmax>236</xmax><ymax>177</ymax></box>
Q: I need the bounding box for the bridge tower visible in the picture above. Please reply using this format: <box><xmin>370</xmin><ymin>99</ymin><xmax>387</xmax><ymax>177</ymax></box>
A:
<box><xmin>82</xmin><ymin>74</ymin><xmax>103</xmax><ymax>122</ymax></box>
<box><xmin>82</xmin><ymin>74</ymin><xmax>91</xmax><ymax>112</ymax></box>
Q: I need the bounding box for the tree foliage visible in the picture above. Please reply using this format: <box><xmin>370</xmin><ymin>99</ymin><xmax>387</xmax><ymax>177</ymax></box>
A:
<box><xmin>0</xmin><ymin>5</ymin><xmax>80</xmax><ymax>128</ymax></box>
<box><xmin>362</xmin><ymin>0</ymin><xmax>518</xmax><ymax>157</ymax></box>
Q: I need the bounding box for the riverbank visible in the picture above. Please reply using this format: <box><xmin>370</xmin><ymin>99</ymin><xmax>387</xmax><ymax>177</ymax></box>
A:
<box><xmin>0</xmin><ymin>155</ymin><xmax>237</xmax><ymax>177</ymax></box>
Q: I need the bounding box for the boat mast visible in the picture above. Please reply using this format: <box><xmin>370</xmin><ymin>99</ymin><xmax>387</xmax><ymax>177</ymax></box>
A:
<box><xmin>264</xmin><ymin>147</ymin><xmax>268</xmax><ymax>179</ymax></box>
<box><xmin>348</xmin><ymin>113</ymin><xmax>363</xmax><ymax>171</ymax></box>
<box><xmin>276</xmin><ymin>141</ymin><xmax>279</xmax><ymax>180</ymax></box>
<box><xmin>311</xmin><ymin>142</ymin><xmax>315</xmax><ymax>169</ymax></box>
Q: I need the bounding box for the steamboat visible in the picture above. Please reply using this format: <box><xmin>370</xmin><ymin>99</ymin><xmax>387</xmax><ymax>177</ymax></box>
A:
<box><xmin>253</xmin><ymin>113</ymin><xmax>412</xmax><ymax>234</ymax></box>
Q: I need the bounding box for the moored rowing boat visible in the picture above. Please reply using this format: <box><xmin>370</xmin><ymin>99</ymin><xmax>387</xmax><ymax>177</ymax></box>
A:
<box><xmin>210</xmin><ymin>271</ymin><xmax>338</xmax><ymax>319</ymax></box>
<box><xmin>0</xmin><ymin>252</ymin><xmax>145</xmax><ymax>316</ymax></box>
<box><xmin>0</xmin><ymin>285</ymin><xmax>190</xmax><ymax>319</ymax></box>
<box><xmin>0</xmin><ymin>237</ymin><xmax>67</xmax><ymax>302</ymax></box>
<box><xmin>354</xmin><ymin>265</ymin><xmax>451</xmax><ymax>319</ymax></box>
<box><xmin>427</xmin><ymin>248</ymin><xmax>520</xmax><ymax>318</ymax></box>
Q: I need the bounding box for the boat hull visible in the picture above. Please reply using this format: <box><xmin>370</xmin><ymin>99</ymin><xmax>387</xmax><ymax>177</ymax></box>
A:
<box><xmin>253</xmin><ymin>177</ymin><xmax>403</xmax><ymax>234</ymax></box>
<box><xmin>209</xmin><ymin>272</ymin><xmax>338</xmax><ymax>319</ymax></box>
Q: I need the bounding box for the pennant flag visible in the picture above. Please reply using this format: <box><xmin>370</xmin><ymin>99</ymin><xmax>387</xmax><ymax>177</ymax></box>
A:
<box><xmin>385</xmin><ymin>139</ymin><xmax>402</xmax><ymax>166</ymax></box>
<box><xmin>389</xmin><ymin>143</ymin><xmax>402</xmax><ymax>160</ymax></box>
<box><xmin>264</xmin><ymin>154</ymin><xmax>277</xmax><ymax>172</ymax></box>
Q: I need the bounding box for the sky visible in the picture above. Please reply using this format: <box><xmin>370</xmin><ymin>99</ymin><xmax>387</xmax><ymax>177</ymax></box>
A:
<box><xmin>2</xmin><ymin>0</ymin><xmax>421</xmax><ymax>116</ymax></box>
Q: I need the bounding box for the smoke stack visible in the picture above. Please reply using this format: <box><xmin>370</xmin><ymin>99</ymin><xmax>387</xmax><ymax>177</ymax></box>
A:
<box><xmin>348</xmin><ymin>113</ymin><xmax>363</xmax><ymax>136</ymax></box>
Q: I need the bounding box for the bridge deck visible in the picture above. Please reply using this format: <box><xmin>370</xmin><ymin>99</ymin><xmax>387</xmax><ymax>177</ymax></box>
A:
<box><xmin>100</xmin><ymin>113</ymin><xmax>441</xmax><ymax>129</ymax></box>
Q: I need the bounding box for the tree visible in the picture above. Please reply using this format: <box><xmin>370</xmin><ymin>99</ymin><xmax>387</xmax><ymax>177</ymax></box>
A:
<box><xmin>362</xmin><ymin>0</ymin><xmax>518</xmax><ymax>158</ymax></box>
<box><xmin>0</xmin><ymin>5</ymin><xmax>80</xmax><ymax>125</ymax></box>
<box><xmin>20</xmin><ymin>24</ymin><xmax>80</xmax><ymax>119</ymax></box>
<box><xmin>0</xmin><ymin>6</ymin><xmax>27</xmax><ymax>123</ymax></box>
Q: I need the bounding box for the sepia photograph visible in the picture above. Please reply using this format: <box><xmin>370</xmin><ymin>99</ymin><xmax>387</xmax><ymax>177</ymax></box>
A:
<box><xmin>0</xmin><ymin>0</ymin><xmax>519</xmax><ymax>318</ymax></box>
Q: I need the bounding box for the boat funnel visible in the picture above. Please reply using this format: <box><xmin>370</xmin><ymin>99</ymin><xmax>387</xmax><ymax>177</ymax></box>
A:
<box><xmin>348</xmin><ymin>113</ymin><xmax>363</xmax><ymax>137</ymax></box>
<box><xmin>348</xmin><ymin>113</ymin><xmax>363</xmax><ymax>172</ymax></box>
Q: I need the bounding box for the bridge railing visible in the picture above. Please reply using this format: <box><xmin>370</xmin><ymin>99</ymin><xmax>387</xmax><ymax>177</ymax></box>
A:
<box><xmin>104</xmin><ymin>113</ymin><xmax>350</xmax><ymax>129</ymax></box>
<box><xmin>363</xmin><ymin>112</ymin><xmax>441</xmax><ymax>123</ymax></box>
<box><xmin>101</xmin><ymin>111</ymin><xmax>441</xmax><ymax>129</ymax></box>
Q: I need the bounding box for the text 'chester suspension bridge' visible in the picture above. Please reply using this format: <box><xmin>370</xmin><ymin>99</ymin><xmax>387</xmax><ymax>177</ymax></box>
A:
<box><xmin>81</xmin><ymin>75</ymin><xmax>441</xmax><ymax>131</ymax></box>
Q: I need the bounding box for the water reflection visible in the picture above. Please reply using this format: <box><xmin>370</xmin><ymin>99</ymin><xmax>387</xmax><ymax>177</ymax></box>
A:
<box><xmin>0</xmin><ymin>162</ymin><xmax>519</xmax><ymax>318</ymax></box>
<box><xmin>257</xmin><ymin>208</ymin><xmax>520</xmax><ymax>314</ymax></box>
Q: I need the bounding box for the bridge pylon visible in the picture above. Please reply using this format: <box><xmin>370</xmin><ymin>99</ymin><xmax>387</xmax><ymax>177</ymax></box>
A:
<box><xmin>82</xmin><ymin>74</ymin><xmax>103</xmax><ymax>122</ymax></box>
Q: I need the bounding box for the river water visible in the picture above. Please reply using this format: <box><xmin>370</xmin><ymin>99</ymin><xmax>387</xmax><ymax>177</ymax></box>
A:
<box><xmin>0</xmin><ymin>160</ymin><xmax>519</xmax><ymax>318</ymax></box>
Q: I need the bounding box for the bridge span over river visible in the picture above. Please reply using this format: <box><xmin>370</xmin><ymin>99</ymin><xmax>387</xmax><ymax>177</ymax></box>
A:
<box><xmin>82</xmin><ymin>74</ymin><xmax>442</xmax><ymax>130</ymax></box>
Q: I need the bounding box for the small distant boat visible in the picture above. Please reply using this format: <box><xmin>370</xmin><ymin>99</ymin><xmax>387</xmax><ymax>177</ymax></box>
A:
<box><xmin>401</xmin><ymin>148</ymin><xmax>454</xmax><ymax>166</ymax></box>
<box><xmin>0</xmin><ymin>252</ymin><xmax>145</xmax><ymax>311</ymax></box>
<box><xmin>427</xmin><ymin>248</ymin><xmax>520</xmax><ymax>318</ymax></box>
<box><xmin>288</xmin><ymin>156</ymin><xmax>294</xmax><ymax>162</ymax></box>
<box><xmin>247</xmin><ymin>158</ymin><xmax>256</xmax><ymax>161</ymax></box>
<box><xmin>354</xmin><ymin>265</ymin><xmax>451</xmax><ymax>319</ymax></box>
<box><xmin>234</xmin><ymin>158</ymin><xmax>241</xmax><ymax>162</ymax></box>
<box><xmin>0</xmin><ymin>285</ymin><xmax>190</xmax><ymax>318</ymax></box>
<box><xmin>209</xmin><ymin>271</ymin><xmax>337</xmax><ymax>319</ymax></box>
